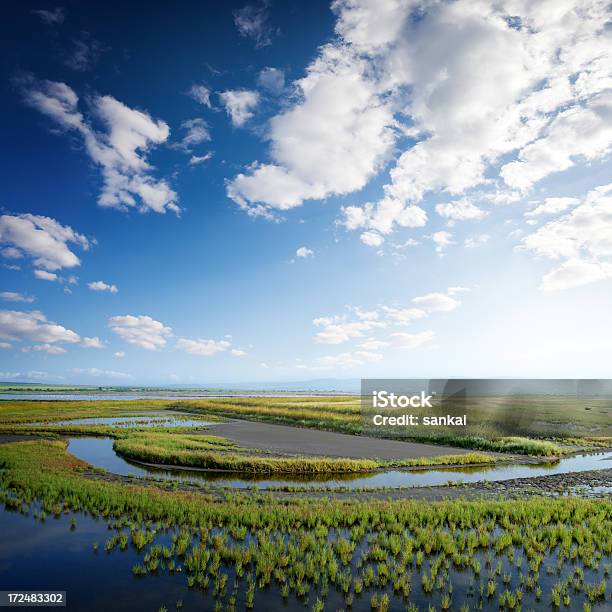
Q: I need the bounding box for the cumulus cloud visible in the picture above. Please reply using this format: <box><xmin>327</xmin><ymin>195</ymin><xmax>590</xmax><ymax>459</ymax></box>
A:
<box><xmin>81</xmin><ymin>336</ymin><xmax>104</xmax><ymax>349</ymax></box>
<box><xmin>176</xmin><ymin>118</ymin><xmax>211</xmax><ymax>151</ymax></box>
<box><xmin>227</xmin><ymin>0</ymin><xmax>612</xmax><ymax>243</ymax></box>
<box><xmin>176</xmin><ymin>337</ymin><xmax>231</xmax><ymax>356</ymax></box>
<box><xmin>0</xmin><ymin>310</ymin><xmax>80</xmax><ymax>345</ymax></box>
<box><xmin>381</xmin><ymin>306</ymin><xmax>426</xmax><ymax>325</ymax></box>
<box><xmin>435</xmin><ymin>199</ymin><xmax>487</xmax><ymax>222</ymax></box>
<box><xmin>228</xmin><ymin>39</ymin><xmax>397</xmax><ymax>217</ymax></box>
<box><xmin>296</xmin><ymin>246</ymin><xmax>314</xmax><ymax>258</ymax></box>
<box><xmin>524</xmin><ymin>197</ymin><xmax>581</xmax><ymax>218</ymax></box>
<box><xmin>88</xmin><ymin>280</ymin><xmax>118</xmax><ymax>293</ymax></box>
<box><xmin>22</xmin><ymin>79</ymin><xmax>178</xmax><ymax>214</ymax></box>
<box><xmin>0</xmin><ymin>213</ymin><xmax>89</xmax><ymax>273</ymax></box>
<box><xmin>313</xmin><ymin>310</ymin><xmax>384</xmax><ymax>345</ymax></box>
<box><xmin>0</xmin><ymin>291</ymin><xmax>34</xmax><ymax>303</ymax></box>
<box><xmin>520</xmin><ymin>183</ymin><xmax>612</xmax><ymax>290</ymax></box>
<box><xmin>233</xmin><ymin>2</ymin><xmax>276</xmax><ymax>48</ymax></box>
<box><xmin>114</xmin><ymin>351</ymin><xmax>125</xmax><ymax>358</ymax></box>
<box><xmin>539</xmin><ymin>259</ymin><xmax>612</xmax><ymax>291</ymax></box>
<box><xmin>34</xmin><ymin>270</ymin><xmax>58</xmax><ymax>281</ymax></box>
<box><xmin>360</xmin><ymin>231</ymin><xmax>384</xmax><ymax>247</ymax></box>
<box><xmin>313</xmin><ymin>289</ymin><xmax>463</xmax><ymax>351</ymax></box>
<box><xmin>342</xmin><ymin>200</ymin><xmax>427</xmax><ymax>247</ymax></box>
<box><xmin>23</xmin><ymin>343</ymin><xmax>67</xmax><ymax>355</ymax></box>
<box><xmin>431</xmin><ymin>231</ymin><xmax>454</xmax><ymax>254</ymax></box>
<box><xmin>231</xmin><ymin>348</ymin><xmax>247</xmax><ymax>357</ymax></box>
<box><xmin>412</xmin><ymin>292</ymin><xmax>460</xmax><ymax>313</ymax></box>
<box><xmin>219</xmin><ymin>90</ymin><xmax>259</xmax><ymax>127</ymax></box>
<box><xmin>108</xmin><ymin>315</ymin><xmax>172</xmax><ymax>350</ymax></box>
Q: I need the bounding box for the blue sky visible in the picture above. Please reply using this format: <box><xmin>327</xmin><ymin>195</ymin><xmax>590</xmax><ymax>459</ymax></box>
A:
<box><xmin>1</xmin><ymin>0</ymin><xmax>611</xmax><ymax>385</ymax></box>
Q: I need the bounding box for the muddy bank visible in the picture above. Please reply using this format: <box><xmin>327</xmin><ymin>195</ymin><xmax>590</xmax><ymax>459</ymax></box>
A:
<box><xmin>201</xmin><ymin>420</ymin><xmax>473</xmax><ymax>459</ymax></box>
<box><xmin>79</xmin><ymin>463</ymin><xmax>612</xmax><ymax>503</ymax></box>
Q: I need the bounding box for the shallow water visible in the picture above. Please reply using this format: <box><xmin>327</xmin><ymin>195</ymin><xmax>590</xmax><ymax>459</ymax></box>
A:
<box><xmin>0</xmin><ymin>392</ymin><xmax>323</xmax><ymax>400</ymax></box>
<box><xmin>1</xmin><ymin>501</ymin><xmax>609</xmax><ymax>612</ymax></box>
<box><xmin>67</xmin><ymin>437</ymin><xmax>612</xmax><ymax>490</ymax></box>
<box><xmin>0</xmin><ymin>505</ymin><xmax>216</xmax><ymax>611</ymax></box>
<box><xmin>33</xmin><ymin>415</ymin><xmax>214</xmax><ymax>428</ymax></box>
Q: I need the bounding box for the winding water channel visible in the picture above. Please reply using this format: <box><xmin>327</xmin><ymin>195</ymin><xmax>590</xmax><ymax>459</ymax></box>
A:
<box><xmin>67</xmin><ymin>436</ymin><xmax>612</xmax><ymax>490</ymax></box>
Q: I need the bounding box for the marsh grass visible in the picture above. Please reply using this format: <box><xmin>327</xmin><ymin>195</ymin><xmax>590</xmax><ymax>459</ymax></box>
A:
<box><xmin>0</xmin><ymin>439</ymin><xmax>610</xmax><ymax>611</ymax></box>
<box><xmin>112</xmin><ymin>432</ymin><xmax>498</xmax><ymax>474</ymax></box>
<box><xmin>1</xmin><ymin>397</ymin><xmax>609</xmax><ymax>456</ymax></box>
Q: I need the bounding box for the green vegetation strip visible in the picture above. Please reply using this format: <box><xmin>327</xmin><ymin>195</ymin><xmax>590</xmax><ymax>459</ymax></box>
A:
<box><xmin>112</xmin><ymin>432</ymin><xmax>497</xmax><ymax>474</ymax></box>
<box><xmin>1</xmin><ymin>440</ymin><xmax>610</xmax><ymax>612</ymax></box>
<box><xmin>1</xmin><ymin>398</ymin><xmax>609</xmax><ymax>456</ymax></box>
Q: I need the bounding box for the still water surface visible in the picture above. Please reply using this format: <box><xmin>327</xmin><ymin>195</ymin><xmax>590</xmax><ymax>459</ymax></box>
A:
<box><xmin>67</xmin><ymin>437</ymin><xmax>612</xmax><ymax>490</ymax></box>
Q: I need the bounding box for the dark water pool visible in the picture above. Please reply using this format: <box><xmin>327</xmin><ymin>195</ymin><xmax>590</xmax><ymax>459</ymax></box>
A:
<box><xmin>1</xmin><ymin>501</ymin><xmax>609</xmax><ymax>612</ymax></box>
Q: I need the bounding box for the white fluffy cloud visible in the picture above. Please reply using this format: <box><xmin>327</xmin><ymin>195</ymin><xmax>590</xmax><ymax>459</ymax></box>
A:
<box><xmin>539</xmin><ymin>259</ymin><xmax>612</xmax><ymax>291</ymax></box>
<box><xmin>313</xmin><ymin>308</ymin><xmax>384</xmax><ymax>345</ymax></box>
<box><xmin>381</xmin><ymin>306</ymin><xmax>426</xmax><ymax>325</ymax></box>
<box><xmin>412</xmin><ymin>292</ymin><xmax>460</xmax><ymax>312</ymax></box>
<box><xmin>219</xmin><ymin>90</ymin><xmax>259</xmax><ymax>127</ymax></box>
<box><xmin>34</xmin><ymin>270</ymin><xmax>58</xmax><ymax>281</ymax></box>
<box><xmin>23</xmin><ymin>343</ymin><xmax>67</xmax><ymax>355</ymax></box>
<box><xmin>0</xmin><ymin>213</ymin><xmax>89</xmax><ymax>272</ymax></box>
<box><xmin>227</xmin><ymin>0</ymin><xmax>612</xmax><ymax>244</ymax></box>
<box><xmin>431</xmin><ymin>231</ymin><xmax>454</xmax><ymax>254</ymax></box>
<box><xmin>81</xmin><ymin>336</ymin><xmax>104</xmax><ymax>349</ymax></box>
<box><xmin>520</xmin><ymin>183</ymin><xmax>612</xmax><ymax>290</ymax></box>
<box><xmin>501</xmin><ymin>93</ymin><xmax>612</xmax><ymax>192</ymax></box>
<box><xmin>22</xmin><ymin>79</ymin><xmax>178</xmax><ymax>214</ymax></box>
<box><xmin>343</xmin><ymin>199</ymin><xmax>427</xmax><ymax>246</ymax></box>
<box><xmin>0</xmin><ymin>310</ymin><xmax>80</xmax><ymax>345</ymax></box>
<box><xmin>0</xmin><ymin>291</ymin><xmax>34</xmax><ymax>303</ymax></box>
<box><xmin>435</xmin><ymin>199</ymin><xmax>487</xmax><ymax>222</ymax></box>
<box><xmin>313</xmin><ymin>288</ymin><xmax>462</xmax><ymax>351</ymax></box>
<box><xmin>176</xmin><ymin>337</ymin><xmax>231</xmax><ymax>356</ymax></box>
<box><xmin>296</xmin><ymin>246</ymin><xmax>314</xmax><ymax>258</ymax></box>
<box><xmin>88</xmin><ymin>280</ymin><xmax>118</xmax><ymax>294</ymax></box>
<box><xmin>176</xmin><ymin>118</ymin><xmax>211</xmax><ymax>151</ymax></box>
<box><xmin>108</xmin><ymin>315</ymin><xmax>172</xmax><ymax>350</ymax></box>
<box><xmin>524</xmin><ymin>197</ymin><xmax>580</xmax><ymax>218</ymax></box>
<box><xmin>227</xmin><ymin>39</ymin><xmax>397</xmax><ymax>216</ymax></box>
